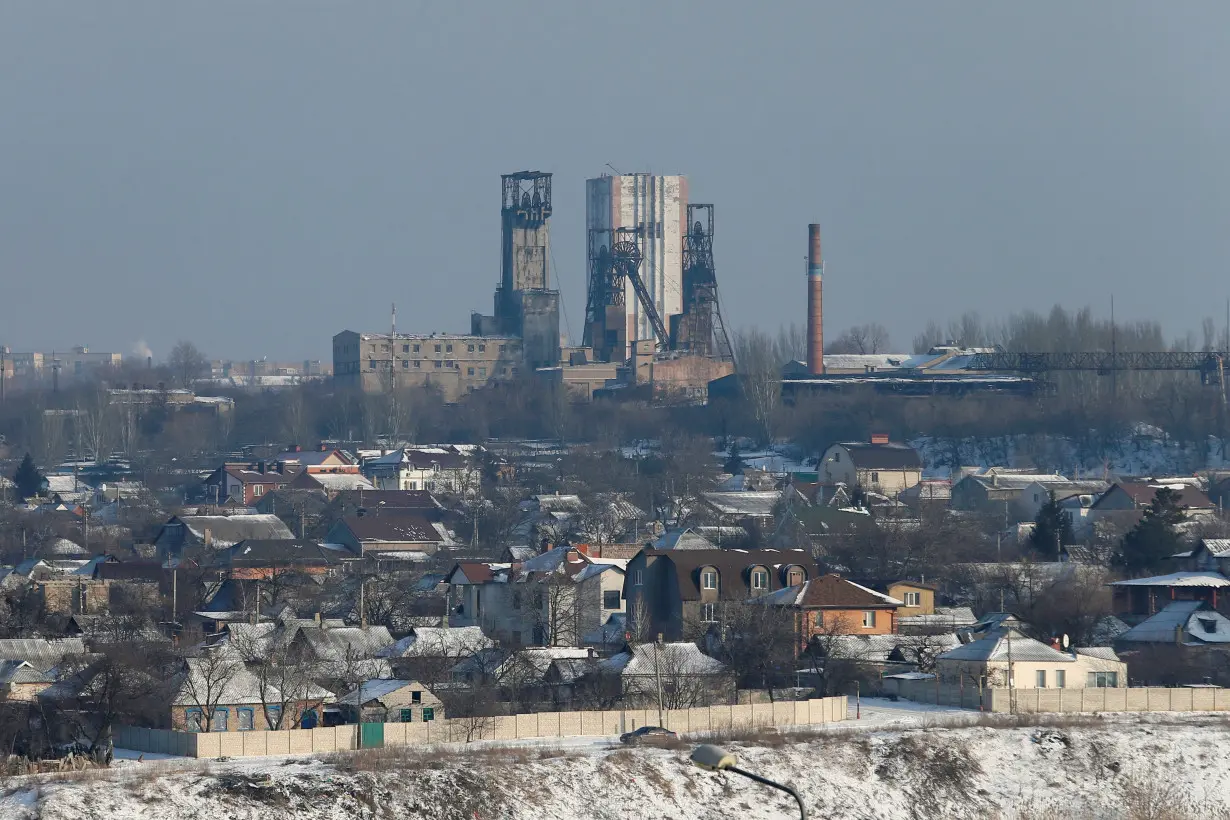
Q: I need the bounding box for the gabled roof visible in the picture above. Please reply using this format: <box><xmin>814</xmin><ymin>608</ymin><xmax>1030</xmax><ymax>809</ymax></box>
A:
<box><xmin>337</xmin><ymin>513</ymin><xmax>443</xmax><ymax>544</ymax></box>
<box><xmin>172</xmin><ymin>650</ymin><xmax>331</xmax><ymax>706</ymax></box>
<box><xmin>293</xmin><ymin>625</ymin><xmax>395</xmax><ymax>661</ymax></box>
<box><xmin>0</xmin><ymin>638</ymin><xmax>86</xmax><ymax>672</ymax></box>
<box><xmin>336</xmin><ymin>678</ymin><xmax>434</xmax><ymax>706</ymax></box>
<box><xmin>701</xmin><ymin>492</ymin><xmax>780</xmax><ymax>518</ymax></box>
<box><xmin>938</xmin><ymin>629</ymin><xmax>1073</xmax><ymax>663</ymax></box>
<box><xmin>652</xmin><ymin>528</ymin><xmax>716</xmax><ymax>551</ymax></box>
<box><xmin>167</xmin><ymin>514</ymin><xmax>295</xmax><ymax>548</ymax></box>
<box><xmin>598</xmin><ymin>643</ymin><xmax>729</xmax><ymax>677</ymax></box>
<box><xmin>216</xmin><ymin>539</ymin><xmax>347</xmax><ymax>567</ymax></box>
<box><xmin>1117</xmin><ymin>601</ymin><xmax>1230</xmax><ymax>645</ymax></box>
<box><xmin>378</xmin><ymin>626</ymin><xmax>495</xmax><ymax>659</ymax></box>
<box><xmin>754</xmin><ymin>574</ymin><xmax>904</xmax><ymax>609</ymax></box>
<box><xmin>1093</xmin><ymin>482</ymin><xmax>1215</xmax><ymax>511</ymax></box>
<box><xmin>831</xmin><ymin>442</ymin><xmax>923</xmax><ymax>470</ymax></box>
<box><xmin>0</xmin><ymin>660</ymin><xmax>52</xmax><ymax>686</ymax></box>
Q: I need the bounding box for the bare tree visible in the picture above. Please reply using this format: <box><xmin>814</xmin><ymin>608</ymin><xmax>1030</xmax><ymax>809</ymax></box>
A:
<box><xmin>826</xmin><ymin>323</ymin><xmax>893</xmax><ymax>355</ymax></box>
<box><xmin>166</xmin><ymin>341</ymin><xmax>209</xmax><ymax>389</ymax></box>
<box><xmin>708</xmin><ymin>602</ymin><xmax>799</xmax><ymax>698</ymax></box>
<box><xmin>176</xmin><ymin>646</ymin><xmax>245</xmax><ymax>732</ymax></box>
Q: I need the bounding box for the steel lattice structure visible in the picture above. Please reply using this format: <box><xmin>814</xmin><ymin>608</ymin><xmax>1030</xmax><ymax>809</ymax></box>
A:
<box><xmin>966</xmin><ymin>351</ymin><xmax>1228</xmax><ymax>385</ymax></box>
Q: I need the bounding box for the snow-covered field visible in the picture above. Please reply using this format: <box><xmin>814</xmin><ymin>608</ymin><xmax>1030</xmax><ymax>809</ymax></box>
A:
<box><xmin>4</xmin><ymin>704</ymin><xmax>1230</xmax><ymax>819</ymax></box>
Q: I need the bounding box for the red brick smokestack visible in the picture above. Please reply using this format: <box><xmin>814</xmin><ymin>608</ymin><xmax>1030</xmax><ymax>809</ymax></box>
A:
<box><xmin>807</xmin><ymin>224</ymin><xmax>824</xmax><ymax>375</ymax></box>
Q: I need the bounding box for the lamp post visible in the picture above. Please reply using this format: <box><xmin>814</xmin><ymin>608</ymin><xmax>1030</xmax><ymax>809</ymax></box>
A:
<box><xmin>690</xmin><ymin>744</ymin><xmax>807</xmax><ymax>819</ymax></box>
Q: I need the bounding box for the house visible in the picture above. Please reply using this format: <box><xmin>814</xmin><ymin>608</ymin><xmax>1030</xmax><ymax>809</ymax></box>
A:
<box><xmin>362</xmin><ymin>448</ymin><xmax>478</xmax><ymax>493</ymax></box>
<box><xmin>445</xmin><ymin>546</ymin><xmax>627</xmax><ymax>648</ymax></box>
<box><xmin>897</xmin><ymin>479</ymin><xmax>951</xmax><ymax>511</ymax></box>
<box><xmin>171</xmin><ymin>651</ymin><xmax>332</xmax><ymax>732</ymax></box>
<box><xmin>1115</xmin><ymin>601</ymin><xmax>1230</xmax><ymax>647</ymax></box>
<box><xmin>495</xmin><ymin>647</ymin><xmax>596</xmax><ymax>706</ymax></box>
<box><xmin>202</xmin><ymin>464</ymin><xmax>296</xmax><ymax>506</ymax></box>
<box><xmin>818</xmin><ymin>436</ymin><xmax>923</xmax><ymax>496</ymax></box>
<box><xmin>624</xmin><ymin>548</ymin><xmax>818</xmax><ymax>642</ymax></box>
<box><xmin>898</xmin><ymin>606</ymin><xmax>979</xmax><ymax>635</ymax></box>
<box><xmin>1173</xmin><ymin>539</ymin><xmax>1230</xmax><ymax>574</ymax></box>
<box><xmin>211</xmin><ymin>539</ymin><xmax>355</xmax><ymax>580</ymax></box>
<box><xmin>1014</xmin><ymin>480</ymin><xmax>1110</xmax><ymax>526</ymax></box>
<box><xmin>1110</xmin><ymin>572</ymin><xmax>1230</xmax><ymax>619</ymax></box>
<box><xmin>936</xmin><ymin>629</ymin><xmax>1126</xmax><ymax>690</ymax></box>
<box><xmin>335</xmin><ymin>679</ymin><xmax>444</xmax><ymax>724</ymax></box>
<box><xmin>326</xmin><ymin>512</ymin><xmax>453</xmax><ymax>560</ymax></box>
<box><xmin>699</xmin><ymin>492</ymin><xmax>781</xmax><ymax>527</ymax></box>
<box><xmin>274</xmin><ymin>446</ymin><xmax>357</xmax><ymax>473</ymax></box>
<box><xmin>950</xmin><ymin>472</ymin><xmax>1069</xmax><ymax>517</ymax></box>
<box><xmin>286</xmin><ymin>471</ymin><xmax>375</xmax><ymax>495</ymax></box>
<box><xmin>0</xmin><ymin>638</ymin><xmax>87</xmax><ymax>673</ymax></box>
<box><xmin>377</xmin><ymin>626</ymin><xmax>496</xmax><ymax>682</ymax></box>
<box><xmin>1090</xmin><ymin>481</ymin><xmax>1217</xmax><ymax>526</ymax></box>
<box><xmin>848</xmin><ymin>579</ymin><xmax>935</xmax><ymax>621</ymax></box>
<box><xmin>596</xmin><ymin>642</ymin><xmax>734</xmax><ymax>708</ymax></box>
<box><xmin>225</xmin><ymin>615</ymin><xmax>395</xmax><ymax>684</ymax></box>
<box><xmin>0</xmin><ymin>661</ymin><xmax>53</xmax><ymax>701</ymax></box>
<box><xmin>153</xmin><ymin>514</ymin><xmax>295</xmax><ymax>559</ymax></box>
<box><xmin>751</xmin><ymin>574</ymin><xmax>905</xmax><ymax>654</ymax></box>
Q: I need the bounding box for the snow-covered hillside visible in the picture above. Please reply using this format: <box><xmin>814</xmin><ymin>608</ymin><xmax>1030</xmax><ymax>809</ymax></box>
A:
<box><xmin>4</xmin><ymin>712</ymin><xmax>1230</xmax><ymax>820</ymax></box>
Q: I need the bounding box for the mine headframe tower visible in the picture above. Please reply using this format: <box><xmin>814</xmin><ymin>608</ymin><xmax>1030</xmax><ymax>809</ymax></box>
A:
<box><xmin>671</xmin><ymin>204</ymin><xmax>734</xmax><ymax>362</ymax></box>
<box><xmin>583</xmin><ymin>226</ymin><xmax>669</xmax><ymax>362</ymax></box>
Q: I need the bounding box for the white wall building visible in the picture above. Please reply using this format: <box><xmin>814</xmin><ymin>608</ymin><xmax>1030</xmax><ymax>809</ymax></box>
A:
<box><xmin>585</xmin><ymin>173</ymin><xmax>687</xmax><ymax>359</ymax></box>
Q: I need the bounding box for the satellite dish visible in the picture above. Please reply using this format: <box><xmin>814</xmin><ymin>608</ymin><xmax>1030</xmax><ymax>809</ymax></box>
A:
<box><xmin>1062</xmin><ymin>634</ymin><xmax>1070</xmax><ymax>650</ymax></box>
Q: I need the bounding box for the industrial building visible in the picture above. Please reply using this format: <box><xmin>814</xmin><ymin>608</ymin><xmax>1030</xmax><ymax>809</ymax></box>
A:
<box><xmin>584</xmin><ymin>173</ymin><xmax>687</xmax><ymax>362</ymax></box>
<box><xmin>332</xmin><ymin>331</ymin><xmax>522</xmax><ymax>401</ymax></box>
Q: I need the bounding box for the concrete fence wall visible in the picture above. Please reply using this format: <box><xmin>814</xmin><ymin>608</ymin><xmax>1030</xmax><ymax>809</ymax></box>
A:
<box><xmin>880</xmin><ymin>678</ymin><xmax>1230</xmax><ymax>714</ymax></box>
<box><xmin>116</xmin><ymin>696</ymin><xmax>849</xmax><ymax>759</ymax></box>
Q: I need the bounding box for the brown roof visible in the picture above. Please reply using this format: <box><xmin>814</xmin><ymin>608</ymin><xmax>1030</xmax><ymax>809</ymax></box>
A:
<box><xmin>334</xmin><ymin>490</ymin><xmax>444</xmax><ymax>510</ymax></box>
<box><xmin>643</xmin><ymin>549</ymin><xmax>818</xmax><ymax>602</ymax></box>
<box><xmin>1099</xmin><ymin>482</ymin><xmax>1214</xmax><ymax>510</ymax></box>
<box><xmin>759</xmin><ymin>574</ymin><xmax>903</xmax><ymax>609</ymax></box>
<box><xmin>448</xmin><ymin>562</ymin><xmax>498</xmax><ymax>584</ymax></box>
<box><xmin>339</xmin><ymin>513</ymin><xmax>442</xmax><ymax>543</ymax></box>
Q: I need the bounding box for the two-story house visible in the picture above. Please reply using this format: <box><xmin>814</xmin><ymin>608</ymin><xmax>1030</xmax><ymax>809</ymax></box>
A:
<box><xmin>819</xmin><ymin>435</ymin><xmax>923</xmax><ymax>496</ymax></box>
<box><xmin>751</xmin><ymin>574</ymin><xmax>904</xmax><ymax>654</ymax></box>
<box><xmin>445</xmin><ymin>547</ymin><xmax>627</xmax><ymax>648</ymax></box>
<box><xmin>362</xmin><ymin>448</ymin><xmax>478</xmax><ymax>493</ymax></box>
<box><xmin>623</xmin><ymin>548</ymin><xmax>818</xmax><ymax>642</ymax></box>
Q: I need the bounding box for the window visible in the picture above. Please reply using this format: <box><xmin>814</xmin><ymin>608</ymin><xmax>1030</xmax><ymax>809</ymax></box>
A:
<box><xmin>787</xmin><ymin>567</ymin><xmax>805</xmax><ymax>586</ymax></box>
<box><xmin>237</xmin><ymin>708</ymin><xmax>254</xmax><ymax>731</ymax></box>
<box><xmin>267</xmin><ymin>705</ymin><xmax>281</xmax><ymax>727</ymax></box>
<box><xmin>1088</xmin><ymin>671</ymin><xmax>1118</xmax><ymax>688</ymax></box>
<box><xmin>467</xmin><ymin>367</ymin><xmax>475</xmax><ymax>376</ymax></box>
<box><xmin>413</xmin><ymin>344</ymin><xmax>421</xmax><ymax>353</ymax></box>
<box><xmin>499</xmin><ymin>345</ymin><xmax>506</xmax><ymax>353</ymax></box>
<box><xmin>534</xmin><ymin>591</ymin><xmax>544</xmax><ymax>609</ymax></box>
<box><xmin>603</xmin><ymin>589</ymin><xmax>621</xmax><ymax>610</ymax></box>
<box><xmin>402</xmin><ymin>360</ymin><xmax>409</xmax><ymax>369</ymax></box>
<box><xmin>870</xmin><ymin>472</ymin><xmax>879</xmax><ymax>485</ymax></box>
<box><xmin>833</xmin><ymin>452</ymin><xmax>840</xmax><ymax>462</ymax></box>
<box><xmin>467</xmin><ymin>344</ymin><xmax>475</xmax><ymax>352</ymax></box>
<box><xmin>862</xmin><ymin>611</ymin><xmax>876</xmax><ymax>628</ymax></box>
<box><xmin>1199</xmin><ymin>617</ymin><xmax>1218</xmax><ymax>634</ymax></box>
<box><xmin>634</xmin><ymin>570</ymin><xmax>644</xmax><ymax>587</ymax></box>
<box><xmin>512</xmin><ymin>591</ymin><xmax>522</xmax><ymax>610</ymax></box>
<box><xmin>701</xmin><ymin>603</ymin><xmax>718</xmax><ymax>623</ymax></box>
<box><xmin>1033</xmin><ymin>493</ymin><xmax>1040</xmax><ymax>503</ymax></box>
<box><xmin>400</xmin><ymin>708</ymin><xmax>413</xmax><ymax>723</ymax></box>
<box><xmin>213</xmin><ymin>708</ymin><xmax>228</xmax><ymax>731</ymax></box>
<box><xmin>750</xmin><ymin>569</ymin><xmax>769</xmax><ymax>591</ymax></box>
<box><xmin>369</xmin><ymin>360</ymin><xmax>376</xmax><ymax>370</ymax></box>
<box><xmin>402</xmin><ymin>344</ymin><xmax>410</xmax><ymax>353</ymax></box>
<box><xmin>414</xmin><ymin>361</ymin><xmax>421</xmax><ymax>368</ymax></box>
<box><xmin>412</xmin><ymin>690</ymin><xmax>422</xmax><ymax>704</ymax></box>
<box><xmin>479</xmin><ymin>344</ymin><xmax>486</xmax><ymax>352</ymax></box>
<box><xmin>434</xmin><ymin>344</ymin><xmax>442</xmax><ymax>353</ymax></box>
<box><xmin>185</xmin><ymin>708</ymin><xmax>203</xmax><ymax>732</ymax></box>
<box><xmin>903</xmin><ymin>592</ymin><xmax>920</xmax><ymax>607</ymax></box>
<box><xmin>1056</xmin><ymin>670</ymin><xmax>1066</xmax><ymax>689</ymax></box>
<box><xmin>701</xmin><ymin>569</ymin><xmax>718</xmax><ymax>590</ymax></box>
<box><xmin>479</xmin><ymin>367</ymin><xmax>487</xmax><ymax>378</ymax></box>
<box><xmin>434</xmin><ymin>361</ymin><xmax>442</xmax><ymax>369</ymax></box>
<box><xmin>422</xmin><ymin>707</ymin><xmax>435</xmax><ymax>722</ymax></box>
<box><xmin>446</xmin><ymin>344</ymin><xmax>453</xmax><ymax>353</ymax></box>
<box><xmin>253</xmin><ymin>485</ymin><xmax>264</xmax><ymax>497</ymax></box>
<box><xmin>1036</xmin><ymin>670</ymin><xmax>1047</xmax><ymax>688</ymax></box>
<box><xmin>301</xmin><ymin>709</ymin><xmax>318</xmax><ymax>729</ymax></box>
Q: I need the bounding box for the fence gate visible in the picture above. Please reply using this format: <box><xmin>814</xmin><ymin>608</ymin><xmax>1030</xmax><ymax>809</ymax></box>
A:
<box><xmin>360</xmin><ymin>722</ymin><xmax>384</xmax><ymax>749</ymax></box>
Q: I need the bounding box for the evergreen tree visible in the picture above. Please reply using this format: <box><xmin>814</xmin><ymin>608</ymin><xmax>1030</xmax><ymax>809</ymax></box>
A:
<box><xmin>723</xmin><ymin>443</ymin><xmax>745</xmax><ymax>475</ymax></box>
<box><xmin>1030</xmin><ymin>491</ymin><xmax>1074</xmax><ymax>558</ymax></box>
<box><xmin>12</xmin><ymin>453</ymin><xmax>46</xmax><ymax>500</ymax></box>
<box><xmin>1117</xmin><ymin>487</ymin><xmax>1186</xmax><ymax>575</ymax></box>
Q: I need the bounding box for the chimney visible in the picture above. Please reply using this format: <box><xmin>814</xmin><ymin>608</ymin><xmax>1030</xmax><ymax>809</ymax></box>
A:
<box><xmin>870</xmin><ymin>433</ymin><xmax>890</xmax><ymax>445</ymax></box>
<box><xmin>319</xmin><ymin>443</ymin><xmax>328</xmax><ymax>452</ymax></box>
<box><xmin>806</xmin><ymin>224</ymin><xmax>824</xmax><ymax>376</ymax></box>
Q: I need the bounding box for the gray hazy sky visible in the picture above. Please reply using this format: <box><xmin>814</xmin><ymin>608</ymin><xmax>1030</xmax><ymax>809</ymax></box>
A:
<box><xmin>3</xmin><ymin>2</ymin><xmax>1229</xmax><ymax>361</ymax></box>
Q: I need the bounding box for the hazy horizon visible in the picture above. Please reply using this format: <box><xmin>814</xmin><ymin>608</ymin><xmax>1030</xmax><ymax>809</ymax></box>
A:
<box><xmin>3</xmin><ymin>2</ymin><xmax>1229</xmax><ymax>362</ymax></box>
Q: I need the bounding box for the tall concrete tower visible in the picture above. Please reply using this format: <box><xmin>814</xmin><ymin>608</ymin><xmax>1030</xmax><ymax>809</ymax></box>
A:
<box><xmin>585</xmin><ymin>173</ymin><xmax>687</xmax><ymax>360</ymax></box>
<box><xmin>477</xmin><ymin>172</ymin><xmax>561</xmax><ymax>369</ymax></box>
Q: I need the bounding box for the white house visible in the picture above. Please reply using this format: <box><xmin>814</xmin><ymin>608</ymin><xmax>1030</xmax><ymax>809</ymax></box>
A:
<box><xmin>819</xmin><ymin>436</ymin><xmax>923</xmax><ymax>496</ymax></box>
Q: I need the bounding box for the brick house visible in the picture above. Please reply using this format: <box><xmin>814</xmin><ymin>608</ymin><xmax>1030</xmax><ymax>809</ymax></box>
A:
<box><xmin>751</xmin><ymin>574</ymin><xmax>904</xmax><ymax>654</ymax></box>
<box><xmin>335</xmin><ymin>679</ymin><xmax>445</xmax><ymax>724</ymax></box>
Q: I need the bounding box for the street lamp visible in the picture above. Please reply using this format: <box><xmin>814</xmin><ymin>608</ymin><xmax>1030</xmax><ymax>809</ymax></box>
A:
<box><xmin>690</xmin><ymin>744</ymin><xmax>808</xmax><ymax>819</ymax></box>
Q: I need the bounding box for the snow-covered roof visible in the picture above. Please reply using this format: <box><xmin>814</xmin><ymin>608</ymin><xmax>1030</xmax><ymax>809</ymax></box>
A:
<box><xmin>598</xmin><ymin>643</ymin><xmax>729</xmax><ymax>677</ymax></box>
<box><xmin>701</xmin><ymin>491</ymin><xmax>780</xmax><ymax>518</ymax></box>
<box><xmin>336</xmin><ymin>679</ymin><xmax>433</xmax><ymax>706</ymax></box>
<box><xmin>1111</xmin><ymin>572</ymin><xmax>1230</xmax><ymax>588</ymax></box>
<box><xmin>898</xmin><ymin>606</ymin><xmax>978</xmax><ymax>628</ymax></box>
<box><xmin>307</xmin><ymin>473</ymin><xmax>375</xmax><ymax>492</ymax></box>
<box><xmin>1073</xmin><ymin>646</ymin><xmax>1122</xmax><ymax>661</ymax></box>
<box><xmin>0</xmin><ymin>638</ymin><xmax>86</xmax><ymax>672</ymax></box>
<box><xmin>652</xmin><ymin>528</ymin><xmax>716</xmax><ymax>551</ymax></box>
<box><xmin>939</xmin><ymin>630</ymin><xmax>1074</xmax><ymax>663</ymax></box>
<box><xmin>1117</xmin><ymin>601</ymin><xmax>1230</xmax><ymax>645</ymax></box>
<box><xmin>377</xmin><ymin>626</ymin><xmax>494</xmax><ymax>659</ymax></box>
<box><xmin>173</xmin><ymin>651</ymin><xmax>331</xmax><ymax>706</ymax></box>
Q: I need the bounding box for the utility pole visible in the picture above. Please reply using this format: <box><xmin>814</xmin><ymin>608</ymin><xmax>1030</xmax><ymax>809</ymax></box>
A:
<box><xmin>653</xmin><ymin>634</ymin><xmax>665</xmax><ymax>728</ymax></box>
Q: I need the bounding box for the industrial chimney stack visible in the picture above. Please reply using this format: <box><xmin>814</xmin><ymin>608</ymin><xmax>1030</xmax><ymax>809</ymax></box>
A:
<box><xmin>807</xmin><ymin>224</ymin><xmax>824</xmax><ymax>375</ymax></box>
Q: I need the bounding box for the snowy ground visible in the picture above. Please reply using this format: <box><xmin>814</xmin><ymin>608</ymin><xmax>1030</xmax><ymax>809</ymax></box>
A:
<box><xmin>5</xmin><ymin>704</ymin><xmax>1230</xmax><ymax>819</ymax></box>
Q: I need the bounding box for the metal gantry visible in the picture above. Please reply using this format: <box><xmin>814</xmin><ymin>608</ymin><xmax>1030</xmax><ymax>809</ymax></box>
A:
<box><xmin>674</xmin><ymin>204</ymin><xmax>734</xmax><ymax>362</ymax></box>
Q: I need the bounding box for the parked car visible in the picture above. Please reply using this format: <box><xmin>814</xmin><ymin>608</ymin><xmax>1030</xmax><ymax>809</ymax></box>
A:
<box><xmin>619</xmin><ymin>726</ymin><xmax>678</xmax><ymax>746</ymax></box>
